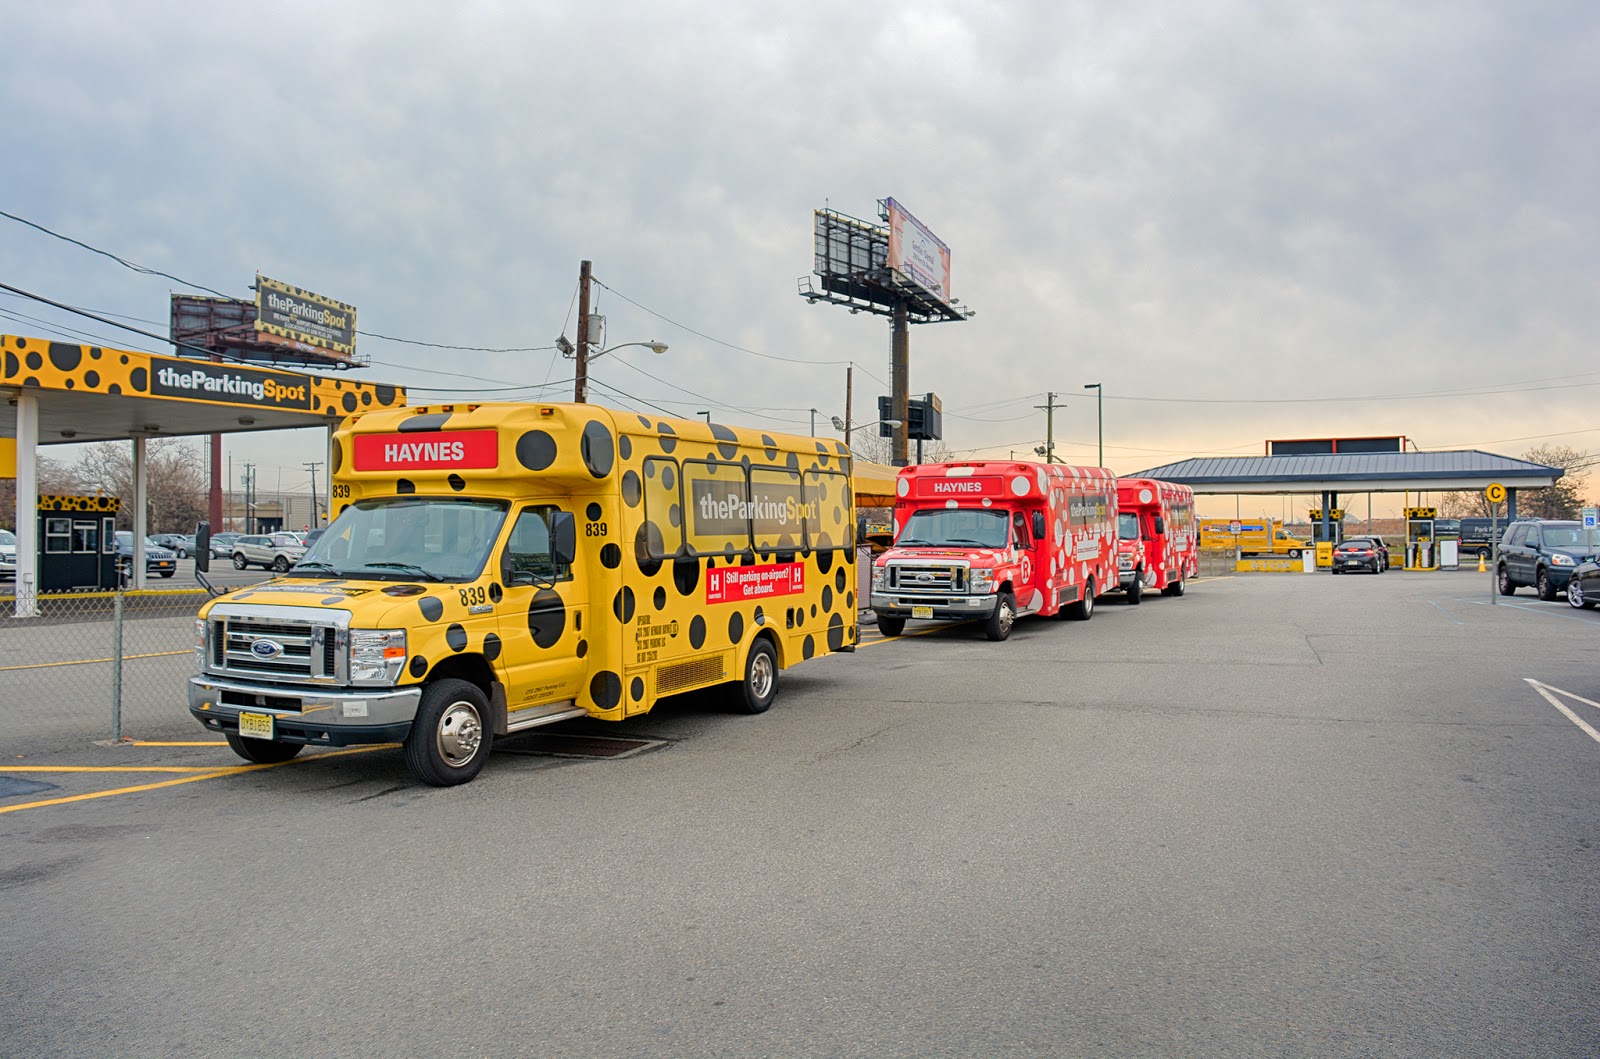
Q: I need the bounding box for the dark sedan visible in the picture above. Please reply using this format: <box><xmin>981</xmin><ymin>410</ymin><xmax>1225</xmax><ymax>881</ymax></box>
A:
<box><xmin>1332</xmin><ymin>538</ymin><xmax>1384</xmax><ymax>574</ymax></box>
<box><xmin>1567</xmin><ymin>559</ymin><xmax>1600</xmax><ymax>609</ymax></box>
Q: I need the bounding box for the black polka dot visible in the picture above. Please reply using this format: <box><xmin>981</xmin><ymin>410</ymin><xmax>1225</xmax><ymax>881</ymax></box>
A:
<box><xmin>528</xmin><ymin>589</ymin><xmax>566</xmax><ymax>648</ymax></box>
<box><xmin>613</xmin><ymin>586</ymin><xmax>635</xmax><ymax>623</ymax></box>
<box><xmin>448</xmin><ymin>474</ymin><xmax>466</xmax><ymax>492</ymax></box>
<box><xmin>25</xmin><ymin>351</ymin><xmax>42</xmax><ymax>370</ymax></box>
<box><xmin>827</xmin><ymin>613</ymin><xmax>845</xmax><ymax>652</ymax></box>
<box><xmin>446</xmin><ymin>623</ymin><xmax>468</xmax><ymax>651</ymax></box>
<box><xmin>409</xmin><ymin>655</ymin><xmax>428</xmax><ymax>678</ymax></box>
<box><xmin>418</xmin><ymin>597</ymin><xmax>444</xmax><ymax>621</ymax></box>
<box><xmin>600</xmin><ymin>543</ymin><xmax>622</xmax><ymax>569</ymax></box>
<box><xmin>47</xmin><ymin>342</ymin><xmax>81</xmax><ymax>372</ymax></box>
<box><xmin>661</xmin><ymin>464</ymin><xmax>676</xmax><ymax>490</ymax></box>
<box><xmin>728</xmin><ymin>612</ymin><xmax>745</xmax><ymax>643</ymax></box>
<box><xmin>669</xmin><ymin>504</ymin><xmax>681</xmax><ymax>528</ymax></box>
<box><xmin>656</xmin><ymin>422</ymin><xmax>677</xmax><ymax>453</ymax></box>
<box><xmin>761</xmin><ymin>435</ymin><xmax>778</xmax><ymax>460</ymax></box>
<box><xmin>590</xmin><ymin>671</ymin><xmax>622</xmax><ymax>710</ymax></box>
<box><xmin>399</xmin><ymin>412</ymin><xmax>452</xmax><ymax>432</ymax></box>
<box><xmin>331</xmin><ymin>441</ymin><xmax>343</xmax><ymax>473</ymax></box>
<box><xmin>822</xmin><ymin>586</ymin><xmax>833</xmax><ymax>611</ymax></box>
<box><xmin>321</xmin><ymin>596</ymin><xmax>344</xmax><ymax>605</ymax></box>
<box><xmin>577</xmin><ymin>638</ymin><xmax>589</xmax><ymax>658</ymax></box>
<box><xmin>803</xmin><ymin>635</ymin><xmax>816</xmax><ymax>660</ymax></box>
<box><xmin>342</xmin><ymin>392</ymin><xmax>358</xmax><ymax>413</ymax></box>
<box><xmin>581</xmin><ymin>420</ymin><xmax>615</xmax><ymax>477</ymax></box>
<box><xmin>635</xmin><ymin>522</ymin><xmax>664</xmax><ymax>576</ymax></box>
<box><xmin>817</xmin><ymin>548</ymin><xmax>834</xmax><ymax>574</ymax></box>
<box><xmin>835</xmin><ymin>568</ymin><xmax>847</xmax><ymax>592</ymax></box>
<box><xmin>710</xmin><ymin>423</ymin><xmax>739</xmax><ymax>460</ymax></box>
<box><xmin>672</xmin><ymin>552</ymin><xmax>700</xmax><ymax>596</ymax></box>
<box><xmin>619</xmin><ymin>435</ymin><xmax>632</xmax><ymax>460</ymax></box>
<box><xmin>516</xmin><ymin>430</ymin><xmax>558</xmax><ymax>471</ymax></box>
<box><xmin>130</xmin><ymin>367</ymin><xmax>148</xmax><ymax>391</ymax></box>
<box><xmin>484</xmin><ymin>633</ymin><xmax>502</xmax><ymax>661</ymax></box>
<box><xmin>376</xmin><ymin>384</ymin><xmax>396</xmax><ymax>405</ymax></box>
<box><xmin>631</xmin><ymin>676</ymin><xmax>645</xmax><ymax>702</ymax></box>
<box><xmin>489</xmin><ymin>583</ymin><xmax>503</xmax><ymax>603</ymax></box>
<box><xmin>622</xmin><ymin>470</ymin><xmax>642</xmax><ymax>507</ymax></box>
<box><xmin>754</xmin><ymin>606</ymin><xmax>765</xmax><ymax>626</ymax></box>
<box><xmin>689</xmin><ymin>615</ymin><xmax>706</xmax><ymax>649</ymax></box>
<box><xmin>397</xmin><ymin>479</ymin><xmax>416</xmax><ymax>495</ymax></box>
<box><xmin>586</xmin><ymin>502</ymin><xmax>603</xmax><ymax>520</ymax></box>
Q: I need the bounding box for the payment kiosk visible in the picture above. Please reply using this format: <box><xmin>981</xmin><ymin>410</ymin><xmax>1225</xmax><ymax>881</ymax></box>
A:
<box><xmin>1405</xmin><ymin>506</ymin><xmax>1437</xmax><ymax>571</ymax></box>
<box><xmin>37</xmin><ymin>494</ymin><xmax>120</xmax><ymax>591</ymax></box>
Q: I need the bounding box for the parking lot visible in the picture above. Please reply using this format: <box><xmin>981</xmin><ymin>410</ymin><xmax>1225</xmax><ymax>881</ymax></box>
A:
<box><xmin>3</xmin><ymin>570</ymin><xmax>1598</xmax><ymax>1057</ymax></box>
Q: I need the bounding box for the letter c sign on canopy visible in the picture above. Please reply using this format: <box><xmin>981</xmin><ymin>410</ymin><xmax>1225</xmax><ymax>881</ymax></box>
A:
<box><xmin>1485</xmin><ymin>482</ymin><xmax>1506</xmax><ymax>504</ymax></box>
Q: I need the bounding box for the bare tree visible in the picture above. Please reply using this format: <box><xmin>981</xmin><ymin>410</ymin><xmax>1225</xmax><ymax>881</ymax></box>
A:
<box><xmin>0</xmin><ymin>454</ymin><xmax>82</xmax><ymax>530</ymax></box>
<box><xmin>69</xmin><ymin>439</ymin><xmax>209</xmax><ymax>532</ymax></box>
<box><xmin>1517</xmin><ymin>444</ymin><xmax>1589</xmax><ymax>520</ymax></box>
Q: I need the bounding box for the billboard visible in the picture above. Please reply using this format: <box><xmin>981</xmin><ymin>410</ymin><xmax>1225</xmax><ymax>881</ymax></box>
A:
<box><xmin>885</xmin><ymin>198</ymin><xmax>952</xmax><ymax>304</ymax></box>
<box><xmin>254</xmin><ymin>275</ymin><xmax>357</xmax><ymax>357</ymax></box>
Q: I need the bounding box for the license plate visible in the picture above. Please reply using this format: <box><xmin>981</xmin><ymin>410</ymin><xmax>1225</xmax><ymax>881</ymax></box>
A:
<box><xmin>238</xmin><ymin>711</ymin><xmax>275</xmax><ymax>740</ymax></box>
<box><xmin>913</xmin><ymin>606</ymin><xmax>934</xmax><ymax>619</ymax></box>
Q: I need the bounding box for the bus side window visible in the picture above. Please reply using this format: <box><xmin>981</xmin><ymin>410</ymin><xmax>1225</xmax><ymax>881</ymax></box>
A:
<box><xmin>504</xmin><ymin>506</ymin><xmax>570</xmax><ymax>584</ymax></box>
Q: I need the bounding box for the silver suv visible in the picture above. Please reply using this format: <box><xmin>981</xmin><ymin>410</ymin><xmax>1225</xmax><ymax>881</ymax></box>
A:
<box><xmin>232</xmin><ymin>532</ymin><xmax>308</xmax><ymax>572</ymax></box>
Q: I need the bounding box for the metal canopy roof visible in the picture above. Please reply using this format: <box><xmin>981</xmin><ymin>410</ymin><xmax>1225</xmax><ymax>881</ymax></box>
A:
<box><xmin>2</xmin><ymin>334</ymin><xmax>405</xmax><ymax>445</ymax></box>
<box><xmin>1127</xmin><ymin>450</ymin><xmax>1562</xmax><ymax>495</ymax></box>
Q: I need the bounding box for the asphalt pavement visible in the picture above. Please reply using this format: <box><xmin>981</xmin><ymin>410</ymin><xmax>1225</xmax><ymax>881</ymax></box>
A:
<box><xmin>1</xmin><ymin>570</ymin><xmax>1597</xmax><ymax>1057</ymax></box>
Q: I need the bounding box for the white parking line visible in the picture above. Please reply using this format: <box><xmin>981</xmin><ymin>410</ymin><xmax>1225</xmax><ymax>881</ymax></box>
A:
<box><xmin>1525</xmin><ymin>679</ymin><xmax>1600</xmax><ymax>747</ymax></box>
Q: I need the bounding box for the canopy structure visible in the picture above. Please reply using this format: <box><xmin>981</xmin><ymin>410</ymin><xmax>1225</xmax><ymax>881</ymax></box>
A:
<box><xmin>3</xmin><ymin>334</ymin><xmax>407</xmax><ymax>613</ymax></box>
<box><xmin>1128</xmin><ymin>450</ymin><xmax>1562</xmax><ymax>496</ymax></box>
<box><xmin>851</xmin><ymin>460</ymin><xmax>900</xmax><ymax>508</ymax></box>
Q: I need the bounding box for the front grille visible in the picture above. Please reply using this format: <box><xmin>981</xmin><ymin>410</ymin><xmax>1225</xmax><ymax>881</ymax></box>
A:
<box><xmin>886</xmin><ymin>563</ymin><xmax>967</xmax><ymax>594</ymax></box>
<box><xmin>210</xmin><ymin>616</ymin><xmax>339</xmax><ymax>683</ymax></box>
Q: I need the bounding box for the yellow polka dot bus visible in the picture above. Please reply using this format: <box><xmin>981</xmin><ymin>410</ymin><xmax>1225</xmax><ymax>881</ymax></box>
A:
<box><xmin>869</xmin><ymin>461</ymin><xmax>1117</xmax><ymax>640</ymax></box>
<box><xmin>188</xmin><ymin>403</ymin><xmax>859</xmax><ymax>785</ymax></box>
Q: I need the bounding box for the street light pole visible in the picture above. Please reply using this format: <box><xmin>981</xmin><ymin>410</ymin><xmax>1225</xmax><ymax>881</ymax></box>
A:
<box><xmin>810</xmin><ymin>408</ymin><xmax>818</xmax><ymax>437</ymax></box>
<box><xmin>1083</xmin><ymin>383</ymin><xmax>1103</xmax><ymax>467</ymax></box>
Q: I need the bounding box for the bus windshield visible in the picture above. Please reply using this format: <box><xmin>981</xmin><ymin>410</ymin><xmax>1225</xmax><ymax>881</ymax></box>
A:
<box><xmin>296</xmin><ymin>497</ymin><xmax>510</xmax><ymax>582</ymax></box>
<box><xmin>896</xmin><ymin>508</ymin><xmax>1010</xmax><ymax>549</ymax></box>
<box><xmin>1118</xmin><ymin>513</ymin><xmax>1139</xmax><ymax>540</ymax></box>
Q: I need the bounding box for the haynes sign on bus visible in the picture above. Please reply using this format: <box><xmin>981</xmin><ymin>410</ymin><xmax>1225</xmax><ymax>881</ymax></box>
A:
<box><xmin>188</xmin><ymin>403</ymin><xmax>858</xmax><ymax>785</ymax></box>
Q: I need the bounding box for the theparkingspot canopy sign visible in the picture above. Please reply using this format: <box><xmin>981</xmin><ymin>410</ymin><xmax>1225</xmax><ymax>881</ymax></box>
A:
<box><xmin>152</xmin><ymin>359</ymin><xmax>313</xmax><ymax>410</ymax></box>
<box><xmin>255</xmin><ymin>274</ymin><xmax>357</xmax><ymax>358</ymax></box>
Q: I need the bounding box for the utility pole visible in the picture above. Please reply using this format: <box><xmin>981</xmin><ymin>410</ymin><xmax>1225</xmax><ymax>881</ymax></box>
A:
<box><xmin>844</xmin><ymin>365</ymin><xmax>853</xmax><ymax>451</ymax></box>
<box><xmin>303</xmin><ymin>462</ymin><xmax>323</xmax><ymax>528</ymax></box>
<box><xmin>243</xmin><ymin>462</ymin><xmax>256</xmax><ymax>533</ymax></box>
<box><xmin>573</xmin><ymin>259</ymin><xmax>593</xmax><ymax>403</ymax></box>
<box><xmin>891</xmin><ymin>304</ymin><xmax>910</xmax><ymax>466</ymax></box>
<box><xmin>1033</xmin><ymin>392</ymin><xmax>1060</xmax><ymax>463</ymax></box>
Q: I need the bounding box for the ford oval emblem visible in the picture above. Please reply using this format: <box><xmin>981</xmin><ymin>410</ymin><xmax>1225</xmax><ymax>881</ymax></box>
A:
<box><xmin>251</xmin><ymin>639</ymin><xmax>284</xmax><ymax>659</ymax></box>
<box><xmin>915</xmin><ymin>572</ymin><xmax>933</xmax><ymax>583</ymax></box>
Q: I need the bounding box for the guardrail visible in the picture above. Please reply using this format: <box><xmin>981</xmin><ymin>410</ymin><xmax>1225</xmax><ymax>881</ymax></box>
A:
<box><xmin>0</xmin><ymin>588</ymin><xmax>207</xmax><ymax>753</ymax></box>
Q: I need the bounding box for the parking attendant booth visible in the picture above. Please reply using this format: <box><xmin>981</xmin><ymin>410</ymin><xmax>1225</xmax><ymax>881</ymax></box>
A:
<box><xmin>37</xmin><ymin>494</ymin><xmax>119</xmax><ymax>591</ymax></box>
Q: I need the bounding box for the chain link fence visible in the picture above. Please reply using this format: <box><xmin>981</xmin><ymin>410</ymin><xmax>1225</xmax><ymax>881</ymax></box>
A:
<box><xmin>0</xmin><ymin>588</ymin><xmax>210</xmax><ymax>755</ymax></box>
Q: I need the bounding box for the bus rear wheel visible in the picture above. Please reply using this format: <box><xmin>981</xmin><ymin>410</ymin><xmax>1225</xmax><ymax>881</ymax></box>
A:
<box><xmin>727</xmin><ymin>638</ymin><xmax>777</xmax><ymax>714</ymax></box>
<box><xmin>1065</xmin><ymin>579</ymin><xmax>1095</xmax><ymax>620</ymax></box>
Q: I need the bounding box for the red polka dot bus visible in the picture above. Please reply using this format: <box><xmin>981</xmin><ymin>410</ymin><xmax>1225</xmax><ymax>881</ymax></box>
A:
<box><xmin>188</xmin><ymin>403</ymin><xmax>858</xmax><ymax>785</ymax></box>
<box><xmin>870</xmin><ymin>461</ymin><xmax>1117</xmax><ymax>640</ymax></box>
<box><xmin>1109</xmin><ymin>477</ymin><xmax>1198</xmax><ymax>604</ymax></box>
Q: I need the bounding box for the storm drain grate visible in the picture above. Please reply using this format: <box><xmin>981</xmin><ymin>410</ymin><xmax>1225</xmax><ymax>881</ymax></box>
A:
<box><xmin>495</xmin><ymin>733</ymin><xmax>668</xmax><ymax>760</ymax></box>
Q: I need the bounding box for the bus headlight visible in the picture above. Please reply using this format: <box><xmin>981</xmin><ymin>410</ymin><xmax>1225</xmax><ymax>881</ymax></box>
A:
<box><xmin>350</xmin><ymin>629</ymin><xmax>408</xmax><ymax>686</ymax></box>
<box><xmin>970</xmin><ymin>568</ymin><xmax>996</xmax><ymax>594</ymax></box>
<box><xmin>872</xmin><ymin>566</ymin><xmax>887</xmax><ymax>591</ymax></box>
<box><xmin>194</xmin><ymin>618</ymin><xmax>207</xmax><ymax>672</ymax></box>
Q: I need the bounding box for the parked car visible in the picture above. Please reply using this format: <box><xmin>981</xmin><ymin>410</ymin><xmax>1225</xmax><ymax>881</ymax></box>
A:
<box><xmin>303</xmin><ymin>528</ymin><xmax>325</xmax><ymax>548</ymax></box>
<box><xmin>174</xmin><ymin>534</ymin><xmax>198</xmax><ymax>558</ymax></box>
<box><xmin>1496</xmin><ymin>519</ymin><xmax>1598</xmax><ymax>600</ymax></box>
<box><xmin>1566</xmin><ymin>559</ymin><xmax>1600</xmax><ymax>609</ymax></box>
<box><xmin>1341</xmin><ymin>535</ymin><xmax>1390</xmax><ymax>571</ymax></box>
<box><xmin>0</xmin><ymin>528</ymin><xmax>15</xmax><ymax>580</ymax></box>
<box><xmin>149</xmin><ymin>533</ymin><xmax>188</xmax><ymax>555</ymax></box>
<box><xmin>113</xmin><ymin>531</ymin><xmax>178</xmax><ymax>579</ymax></box>
<box><xmin>1331</xmin><ymin>538</ymin><xmax>1385</xmax><ymax>574</ymax></box>
<box><xmin>232</xmin><ymin>532</ymin><xmax>308</xmax><ymax>572</ymax></box>
<box><xmin>209</xmin><ymin>532</ymin><xmax>242</xmax><ymax>559</ymax></box>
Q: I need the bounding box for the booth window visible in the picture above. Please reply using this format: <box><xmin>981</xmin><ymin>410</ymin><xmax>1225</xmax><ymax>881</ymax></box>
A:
<box><xmin>102</xmin><ymin>518</ymin><xmax>116</xmax><ymax>553</ymax></box>
<box><xmin>45</xmin><ymin>518</ymin><xmax>71</xmax><ymax>554</ymax></box>
<box><xmin>72</xmin><ymin>522</ymin><xmax>98</xmax><ymax>554</ymax></box>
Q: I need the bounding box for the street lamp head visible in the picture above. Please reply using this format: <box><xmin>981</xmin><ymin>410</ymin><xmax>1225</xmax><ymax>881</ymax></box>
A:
<box><xmin>1084</xmin><ymin>382</ymin><xmax>1101</xmax><ymax>391</ymax></box>
<box><xmin>645</xmin><ymin>341</ymin><xmax>668</xmax><ymax>355</ymax></box>
<box><xmin>556</xmin><ymin>334</ymin><xmax>575</xmax><ymax>357</ymax></box>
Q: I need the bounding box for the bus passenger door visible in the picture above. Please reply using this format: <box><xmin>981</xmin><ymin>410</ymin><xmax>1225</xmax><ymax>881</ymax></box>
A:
<box><xmin>496</xmin><ymin>504</ymin><xmax>589</xmax><ymax>715</ymax></box>
<box><xmin>1013</xmin><ymin>509</ymin><xmax>1046</xmax><ymax>612</ymax></box>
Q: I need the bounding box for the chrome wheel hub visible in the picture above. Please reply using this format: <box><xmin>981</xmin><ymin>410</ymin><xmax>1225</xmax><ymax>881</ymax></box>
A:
<box><xmin>436</xmin><ymin>701</ymin><xmax>484</xmax><ymax>767</ymax></box>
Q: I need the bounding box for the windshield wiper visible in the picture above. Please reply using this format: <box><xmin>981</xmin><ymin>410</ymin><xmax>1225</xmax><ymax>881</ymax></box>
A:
<box><xmin>293</xmin><ymin>561</ymin><xmax>338</xmax><ymax>573</ymax></box>
<box><xmin>896</xmin><ymin>537</ymin><xmax>931</xmax><ymax>545</ymax></box>
<box><xmin>361</xmin><ymin>562</ymin><xmax>445</xmax><ymax>582</ymax></box>
<box><xmin>943</xmin><ymin>538</ymin><xmax>999</xmax><ymax>547</ymax></box>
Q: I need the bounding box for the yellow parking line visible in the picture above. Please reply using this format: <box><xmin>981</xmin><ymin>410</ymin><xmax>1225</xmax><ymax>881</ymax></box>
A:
<box><xmin>131</xmin><ymin>740</ymin><xmax>228</xmax><ymax>746</ymax></box>
<box><xmin>0</xmin><ymin>745</ymin><xmax>395</xmax><ymax>815</ymax></box>
<box><xmin>0</xmin><ymin>650</ymin><xmax>189</xmax><ymax>672</ymax></box>
<box><xmin>5</xmin><ymin>765</ymin><xmax>249</xmax><ymax>774</ymax></box>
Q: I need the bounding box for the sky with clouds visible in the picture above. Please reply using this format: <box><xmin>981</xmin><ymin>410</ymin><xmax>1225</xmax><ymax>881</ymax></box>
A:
<box><xmin>2</xmin><ymin>1</ymin><xmax>1595</xmax><ymax>516</ymax></box>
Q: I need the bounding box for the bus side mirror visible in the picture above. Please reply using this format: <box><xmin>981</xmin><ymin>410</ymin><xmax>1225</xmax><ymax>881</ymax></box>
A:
<box><xmin>550</xmin><ymin>511</ymin><xmax>578</xmax><ymax>566</ymax></box>
<box><xmin>1153</xmin><ymin>516</ymin><xmax>1165</xmax><ymax>536</ymax></box>
<box><xmin>1031</xmin><ymin>511</ymin><xmax>1047</xmax><ymax>541</ymax></box>
<box><xmin>195</xmin><ymin>521</ymin><xmax>211</xmax><ymax>573</ymax></box>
